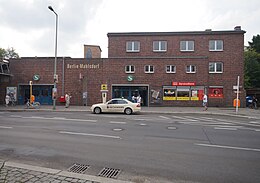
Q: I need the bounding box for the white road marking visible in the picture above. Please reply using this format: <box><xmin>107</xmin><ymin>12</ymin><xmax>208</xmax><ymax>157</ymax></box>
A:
<box><xmin>159</xmin><ymin>116</ymin><xmax>171</xmax><ymax>120</ymax></box>
<box><xmin>109</xmin><ymin>121</ymin><xmax>127</xmax><ymax>124</ymax></box>
<box><xmin>250</xmin><ymin>121</ymin><xmax>260</xmax><ymax>124</ymax></box>
<box><xmin>214</xmin><ymin>127</ymin><xmax>237</xmax><ymax>130</ymax></box>
<box><xmin>59</xmin><ymin>131</ymin><xmax>121</xmax><ymax>139</ymax></box>
<box><xmin>172</xmin><ymin>115</ymin><xmax>198</xmax><ymax>121</ymax></box>
<box><xmin>0</xmin><ymin>126</ymin><xmax>13</xmax><ymax>129</ymax></box>
<box><xmin>21</xmin><ymin>116</ymin><xmax>97</xmax><ymax>122</ymax></box>
<box><xmin>10</xmin><ymin>115</ymin><xmax>22</xmax><ymax>118</ymax></box>
<box><xmin>139</xmin><ymin>123</ymin><xmax>147</xmax><ymax>126</ymax></box>
<box><xmin>195</xmin><ymin>143</ymin><xmax>260</xmax><ymax>152</ymax></box>
<box><xmin>255</xmin><ymin>129</ymin><xmax>260</xmax><ymax>132</ymax></box>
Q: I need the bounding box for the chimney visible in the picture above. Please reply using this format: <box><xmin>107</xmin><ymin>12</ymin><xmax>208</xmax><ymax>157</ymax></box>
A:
<box><xmin>234</xmin><ymin>26</ymin><xmax>241</xmax><ymax>31</ymax></box>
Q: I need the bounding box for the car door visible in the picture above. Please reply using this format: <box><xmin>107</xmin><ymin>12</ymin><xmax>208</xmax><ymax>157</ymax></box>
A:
<box><xmin>107</xmin><ymin>99</ymin><xmax>121</xmax><ymax>113</ymax></box>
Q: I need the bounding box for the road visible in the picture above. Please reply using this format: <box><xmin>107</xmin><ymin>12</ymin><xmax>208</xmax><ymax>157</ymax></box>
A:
<box><xmin>0</xmin><ymin>111</ymin><xmax>260</xmax><ymax>183</ymax></box>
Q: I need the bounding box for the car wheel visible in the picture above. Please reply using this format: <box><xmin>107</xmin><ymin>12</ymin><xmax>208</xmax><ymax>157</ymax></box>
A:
<box><xmin>94</xmin><ymin>107</ymin><xmax>102</xmax><ymax>114</ymax></box>
<box><xmin>124</xmin><ymin>108</ymin><xmax>132</xmax><ymax>115</ymax></box>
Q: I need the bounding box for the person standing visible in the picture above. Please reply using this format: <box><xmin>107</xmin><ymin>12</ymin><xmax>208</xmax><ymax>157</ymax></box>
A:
<box><xmin>65</xmin><ymin>93</ymin><xmax>71</xmax><ymax>108</ymax></box>
<box><xmin>137</xmin><ymin>95</ymin><xmax>142</xmax><ymax>105</ymax></box>
<box><xmin>5</xmin><ymin>94</ymin><xmax>10</xmax><ymax>107</ymax></box>
<box><xmin>203</xmin><ymin>93</ymin><xmax>208</xmax><ymax>111</ymax></box>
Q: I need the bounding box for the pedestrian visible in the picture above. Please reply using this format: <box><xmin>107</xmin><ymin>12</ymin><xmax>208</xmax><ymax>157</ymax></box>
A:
<box><xmin>253</xmin><ymin>96</ymin><xmax>258</xmax><ymax>109</ymax></box>
<box><xmin>203</xmin><ymin>93</ymin><xmax>208</xmax><ymax>111</ymax></box>
<box><xmin>132</xmin><ymin>95</ymin><xmax>137</xmax><ymax>103</ymax></box>
<box><xmin>65</xmin><ymin>93</ymin><xmax>72</xmax><ymax>108</ymax></box>
<box><xmin>5</xmin><ymin>94</ymin><xmax>10</xmax><ymax>107</ymax></box>
<box><xmin>137</xmin><ymin>95</ymin><xmax>142</xmax><ymax>105</ymax></box>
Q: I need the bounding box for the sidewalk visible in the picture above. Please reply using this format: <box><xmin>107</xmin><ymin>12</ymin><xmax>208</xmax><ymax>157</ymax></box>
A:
<box><xmin>0</xmin><ymin>161</ymin><xmax>131</xmax><ymax>183</ymax></box>
<box><xmin>0</xmin><ymin>105</ymin><xmax>259</xmax><ymax>119</ymax></box>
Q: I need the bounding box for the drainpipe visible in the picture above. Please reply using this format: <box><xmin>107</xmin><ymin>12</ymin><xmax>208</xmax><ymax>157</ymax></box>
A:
<box><xmin>62</xmin><ymin>57</ymin><xmax>65</xmax><ymax>96</ymax></box>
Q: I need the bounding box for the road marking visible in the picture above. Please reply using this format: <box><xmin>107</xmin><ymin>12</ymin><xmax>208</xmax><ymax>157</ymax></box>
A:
<box><xmin>10</xmin><ymin>115</ymin><xmax>22</xmax><ymax>118</ymax></box>
<box><xmin>0</xmin><ymin>126</ymin><xmax>13</xmax><ymax>129</ymax></box>
<box><xmin>59</xmin><ymin>131</ymin><xmax>121</xmax><ymax>139</ymax></box>
<box><xmin>139</xmin><ymin>123</ymin><xmax>147</xmax><ymax>126</ymax></box>
<box><xmin>214</xmin><ymin>127</ymin><xmax>237</xmax><ymax>131</ymax></box>
<box><xmin>21</xmin><ymin>116</ymin><xmax>97</xmax><ymax>122</ymax></box>
<box><xmin>172</xmin><ymin>115</ymin><xmax>198</xmax><ymax>121</ymax></box>
<box><xmin>255</xmin><ymin>129</ymin><xmax>260</xmax><ymax>132</ymax></box>
<box><xmin>195</xmin><ymin>143</ymin><xmax>260</xmax><ymax>152</ymax></box>
<box><xmin>109</xmin><ymin>121</ymin><xmax>127</xmax><ymax>124</ymax></box>
<box><xmin>159</xmin><ymin>116</ymin><xmax>171</xmax><ymax>120</ymax></box>
<box><xmin>250</xmin><ymin>121</ymin><xmax>260</xmax><ymax>124</ymax></box>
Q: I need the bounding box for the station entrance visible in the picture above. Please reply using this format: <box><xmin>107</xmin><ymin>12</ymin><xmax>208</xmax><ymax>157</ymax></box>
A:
<box><xmin>18</xmin><ymin>84</ymin><xmax>53</xmax><ymax>105</ymax></box>
<box><xmin>112</xmin><ymin>85</ymin><xmax>149</xmax><ymax>106</ymax></box>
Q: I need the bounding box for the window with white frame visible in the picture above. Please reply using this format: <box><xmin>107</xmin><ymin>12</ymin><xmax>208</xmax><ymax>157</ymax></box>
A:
<box><xmin>126</xmin><ymin>41</ymin><xmax>140</xmax><ymax>52</ymax></box>
<box><xmin>153</xmin><ymin>41</ymin><xmax>167</xmax><ymax>52</ymax></box>
<box><xmin>209</xmin><ymin>62</ymin><xmax>223</xmax><ymax>73</ymax></box>
<box><xmin>180</xmin><ymin>41</ymin><xmax>194</xmax><ymax>51</ymax></box>
<box><xmin>209</xmin><ymin>40</ymin><xmax>223</xmax><ymax>51</ymax></box>
<box><xmin>186</xmin><ymin>65</ymin><xmax>196</xmax><ymax>73</ymax></box>
<box><xmin>166</xmin><ymin>65</ymin><xmax>176</xmax><ymax>73</ymax></box>
<box><xmin>125</xmin><ymin>65</ymin><xmax>135</xmax><ymax>73</ymax></box>
<box><xmin>144</xmin><ymin>65</ymin><xmax>154</xmax><ymax>73</ymax></box>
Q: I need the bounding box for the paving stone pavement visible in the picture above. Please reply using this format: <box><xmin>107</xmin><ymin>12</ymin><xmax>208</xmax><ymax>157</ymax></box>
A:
<box><xmin>0</xmin><ymin>166</ymin><xmax>98</xmax><ymax>183</ymax></box>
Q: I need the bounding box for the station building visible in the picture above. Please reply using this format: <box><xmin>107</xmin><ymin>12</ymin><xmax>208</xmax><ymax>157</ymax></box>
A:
<box><xmin>1</xmin><ymin>26</ymin><xmax>246</xmax><ymax>107</ymax></box>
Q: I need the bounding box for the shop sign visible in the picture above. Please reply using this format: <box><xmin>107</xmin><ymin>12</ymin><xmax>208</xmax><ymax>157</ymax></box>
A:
<box><xmin>33</xmin><ymin>74</ymin><xmax>40</xmax><ymax>81</ymax></box>
<box><xmin>172</xmin><ymin>82</ymin><xmax>196</xmax><ymax>86</ymax></box>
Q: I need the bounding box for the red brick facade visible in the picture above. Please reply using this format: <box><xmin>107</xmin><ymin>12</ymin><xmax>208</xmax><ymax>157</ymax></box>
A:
<box><xmin>2</xmin><ymin>27</ymin><xmax>246</xmax><ymax>107</ymax></box>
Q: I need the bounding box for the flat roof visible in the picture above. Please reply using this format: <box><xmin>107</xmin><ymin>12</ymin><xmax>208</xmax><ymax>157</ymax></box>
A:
<box><xmin>107</xmin><ymin>29</ymin><xmax>246</xmax><ymax>37</ymax></box>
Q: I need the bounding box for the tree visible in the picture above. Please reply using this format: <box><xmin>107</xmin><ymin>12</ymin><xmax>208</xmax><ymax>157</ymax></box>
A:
<box><xmin>248</xmin><ymin>34</ymin><xmax>260</xmax><ymax>53</ymax></box>
<box><xmin>0</xmin><ymin>47</ymin><xmax>19</xmax><ymax>60</ymax></box>
<box><xmin>244</xmin><ymin>50</ymin><xmax>260</xmax><ymax>88</ymax></box>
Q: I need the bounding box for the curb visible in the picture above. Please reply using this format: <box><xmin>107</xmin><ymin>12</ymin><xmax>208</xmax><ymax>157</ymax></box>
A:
<box><xmin>5</xmin><ymin>161</ymin><xmax>133</xmax><ymax>183</ymax></box>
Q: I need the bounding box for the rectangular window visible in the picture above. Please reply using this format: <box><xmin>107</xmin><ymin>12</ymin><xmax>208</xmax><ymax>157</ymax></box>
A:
<box><xmin>191</xmin><ymin>86</ymin><xmax>204</xmax><ymax>101</ymax></box>
<box><xmin>186</xmin><ymin>65</ymin><xmax>196</xmax><ymax>73</ymax></box>
<box><xmin>209</xmin><ymin>62</ymin><xmax>223</xmax><ymax>73</ymax></box>
<box><xmin>125</xmin><ymin>65</ymin><xmax>135</xmax><ymax>73</ymax></box>
<box><xmin>126</xmin><ymin>41</ymin><xmax>140</xmax><ymax>52</ymax></box>
<box><xmin>166</xmin><ymin>65</ymin><xmax>176</xmax><ymax>73</ymax></box>
<box><xmin>163</xmin><ymin>87</ymin><xmax>176</xmax><ymax>100</ymax></box>
<box><xmin>153</xmin><ymin>41</ymin><xmax>167</xmax><ymax>52</ymax></box>
<box><xmin>209</xmin><ymin>40</ymin><xmax>223</xmax><ymax>51</ymax></box>
<box><xmin>144</xmin><ymin>65</ymin><xmax>154</xmax><ymax>73</ymax></box>
<box><xmin>176</xmin><ymin>86</ymin><xmax>190</xmax><ymax>100</ymax></box>
<box><xmin>180</xmin><ymin>41</ymin><xmax>194</xmax><ymax>51</ymax></box>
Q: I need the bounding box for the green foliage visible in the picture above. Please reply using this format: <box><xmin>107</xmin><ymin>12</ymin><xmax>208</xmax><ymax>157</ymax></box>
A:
<box><xmin>244</xmin><ymin>49</ymin><xmax>260</xmax><ymax>88</ymax></box>
<box><xmin>248</xmin><ymin>34</ymin><xmax>260</xmax><ymax>53</ymax></box>
<box><xmin>0</xmin><ymin>47</ymin><xmax>19</xmax><ymax>60</ymax></box>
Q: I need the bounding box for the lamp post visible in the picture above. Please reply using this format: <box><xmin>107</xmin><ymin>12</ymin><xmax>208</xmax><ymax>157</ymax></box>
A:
<box><xmin>48</xmin><ymin>6</ymin><xmax>58</xmax><ymax>110</ymax></box>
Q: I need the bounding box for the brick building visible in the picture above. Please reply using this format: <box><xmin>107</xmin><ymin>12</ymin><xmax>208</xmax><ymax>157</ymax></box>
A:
<box><xmin>1</xmin><ymin>27</ymin><xmax>246</xmax><ymax>107</ymax></box>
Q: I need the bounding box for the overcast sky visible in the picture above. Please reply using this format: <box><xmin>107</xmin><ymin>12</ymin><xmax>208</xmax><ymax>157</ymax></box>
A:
<box><xmin>0</xmin><ymin>0</ymin><xmax>259</xmax><ymax>58</ymax></box>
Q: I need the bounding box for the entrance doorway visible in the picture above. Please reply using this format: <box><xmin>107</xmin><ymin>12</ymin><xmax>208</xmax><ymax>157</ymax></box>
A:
<box><xmin>18</xmin><ymin>84</ymin><xmax>53</xmax><ymax>105</ymax></box>
<box><xmin>112</xmin><ymin>85</ymin><xmax>149</xmax><ymax>106</ymax></box>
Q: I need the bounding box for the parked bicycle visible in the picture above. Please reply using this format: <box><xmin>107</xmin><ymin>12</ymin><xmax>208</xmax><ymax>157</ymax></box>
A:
<box><xmin>25</xmin><ymin>98</ymin><xmax>40</xmax><ymax>109</ymax></box>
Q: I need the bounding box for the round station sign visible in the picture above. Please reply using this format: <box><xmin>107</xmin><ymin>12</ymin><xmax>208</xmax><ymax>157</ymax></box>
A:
<box><xmin>33</xmin><ymin>74</ymin><xmax>40</xmax><ymax>81</ymax></box>
<box><xmin>127</xmin><ymin>75</ymin><xmax>134</xmax><ymax>82</ymax></box>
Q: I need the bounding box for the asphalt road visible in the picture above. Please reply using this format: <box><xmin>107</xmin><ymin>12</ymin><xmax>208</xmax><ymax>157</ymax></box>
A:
<box><xmin>0</xmin><ymin>111</ymin><xmax>260</xmax><ymax>183</ymax></box>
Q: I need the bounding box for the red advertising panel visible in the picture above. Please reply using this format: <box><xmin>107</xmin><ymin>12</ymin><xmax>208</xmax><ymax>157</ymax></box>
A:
<box><xmin>209</xmin><ymin>88</ymin><xmax>223</xmax><ymax>98</ymax></box>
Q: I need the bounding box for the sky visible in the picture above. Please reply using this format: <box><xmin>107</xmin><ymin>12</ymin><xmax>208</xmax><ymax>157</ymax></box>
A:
<box><xmin>0</xmin><ymin>0</ymin><xmax>259</xmax><ymax>58</ymax></box>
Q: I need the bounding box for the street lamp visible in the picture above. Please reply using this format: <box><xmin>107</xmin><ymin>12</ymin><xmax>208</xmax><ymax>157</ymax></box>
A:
<box><xmin>48</xmin><ymin>6</ymin><xmax>58</xmax><ymax>110</ymax></box>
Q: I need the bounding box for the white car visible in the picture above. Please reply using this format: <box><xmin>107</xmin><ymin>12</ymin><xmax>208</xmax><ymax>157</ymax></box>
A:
<box><xmin>91</xmin><ymin>98</ymin><xmax>141</xmax><ymax>115</ymax></box>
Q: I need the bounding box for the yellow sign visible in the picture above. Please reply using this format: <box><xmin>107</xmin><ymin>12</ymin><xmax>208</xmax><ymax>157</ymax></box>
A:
<box><xmin>101</xmin><ymin>84</ymin><xmax>107</xmax><ymax>90</ymax></box>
